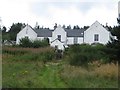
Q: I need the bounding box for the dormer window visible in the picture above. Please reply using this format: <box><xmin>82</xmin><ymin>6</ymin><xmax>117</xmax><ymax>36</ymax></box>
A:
<box><xmin>58</xmin><ymin>35</ymin><xmax>61</xmax><ymax>41</ymax></box>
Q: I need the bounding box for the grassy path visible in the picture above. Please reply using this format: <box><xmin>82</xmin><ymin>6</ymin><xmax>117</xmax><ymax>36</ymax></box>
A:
<box><xmin>2</xmin><ymin>60</ymin><xmax>67</xmax><ymax>88</ymax></box>
<box><xmin>38</xmin><ymin>63</ymin><xmax>67</xmax><ymax>88</ymax></box>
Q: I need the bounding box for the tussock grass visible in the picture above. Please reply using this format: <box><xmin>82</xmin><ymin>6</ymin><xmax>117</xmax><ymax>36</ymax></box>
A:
<box><xmin>94</xmin><ymin>63</ymin><xmax>118</xmax><ymax>79</ymax></box>
<box><xmin>60</xmin><ymin>63</ymin><xmax>118</xmax><ymax>88</ymax></box>
<box><xmin>2</xmin><ymin>46</ymin><xmax>55</xmax><ymax>63</ymax></box>
<box><xmin>61</xmin><ymin>62</ymin><xmax>118</xmax><ymax>79</ymax></box>
<box><xmin>61</xmin><ymin>65</ymin><xmax>88</xmax><ymax>78</ymax></box>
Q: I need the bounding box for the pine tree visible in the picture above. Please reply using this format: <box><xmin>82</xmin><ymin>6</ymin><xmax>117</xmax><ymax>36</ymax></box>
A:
<box><xmin>107</xmin><ymin>18</ymin><xmax>120</xmax><ymax>62</ymax></box>
<box><xmin>8</xmin><ymin>23</ymin><xmax>25</xmax><ymax>41</ymax></box>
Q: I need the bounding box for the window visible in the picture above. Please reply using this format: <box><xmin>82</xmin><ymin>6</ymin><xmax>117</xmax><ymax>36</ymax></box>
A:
<box><xmin>55</xmin><ymin>45</ymin><xmax>58</xmax><ymax>50</ymax></box>
<box><xmin>58</xmin><ymin>35</ymin><xmax>61</xmax><ymax>41</ymax></box>
<box><xmin>94</xmin><ymin>34</ymin><xmax>99</xmax><ymax>41</ymax></box>
<box><xmin>74</xmin><ymin>37</ymin><xmax>78</xmax><ymax>44</ymax></box>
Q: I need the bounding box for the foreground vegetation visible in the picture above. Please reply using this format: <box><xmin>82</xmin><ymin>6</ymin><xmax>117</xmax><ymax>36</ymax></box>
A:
<box><xmin>2</xmin><ymin>13</ymin><xmax>119</xmax><ymax>88</ymax></box>
<box><xmin>2</xmin><ymin>46</ymin><xmax>118</xmax><ymax>88</ymax></box>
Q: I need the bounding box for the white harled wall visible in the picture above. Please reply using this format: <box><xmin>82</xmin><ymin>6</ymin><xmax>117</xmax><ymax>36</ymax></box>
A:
<box><xmin>51</xmin><ymin>25</ymin><xmax>67</xmax><ymax>50</ymax></box>
<box><xmin>84</xmin><ymin>21</ymin><xmax>110</xmax><ymax>44</ymax></box>
<box><xmin>52</xmin><ymin>25</ymin><xmax>67</xmax><ymax>43</ymax></box>
<box><xmin>16</xmin><ymin>25</ymin><xmax>37</xmax><ymax>44</ymax></box>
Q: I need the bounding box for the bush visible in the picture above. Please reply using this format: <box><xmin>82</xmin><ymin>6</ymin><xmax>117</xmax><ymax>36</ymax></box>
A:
<box><xmin>39</xmin><ymin>51</ymin><xmax>55</xmax><ymax>63</ymax></box>
<box><xmin>19</xmin><ymin>37</ymin><xmax>32</xmax><ymax>47</ymax></box>
<box><xmin>19</xmin><ymin>37</ymin><xmax>49</xmax><ymax>48</ymax></box>
<box><xmin>69</xmin><ymin>53</ymin><xmax>88</xmax><ymax>66</ymax></box>
<box><xmin>65</xmin><ymin>44</ymin><xmax>110</xmax><ymax>66</ymax></box>
<box><xmin>105</xmin><ymin>41</ymin><xmax>120</xmax><ymax>63</ymax></box>
<box><xmin>102</xmin><ymin>47</ymin><xmax>118</xmax><ymax>63</ymax></box>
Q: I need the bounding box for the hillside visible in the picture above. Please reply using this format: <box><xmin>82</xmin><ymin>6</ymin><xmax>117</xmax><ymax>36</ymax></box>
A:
<box><xmin>2</xmin><ymin>46</ymin><xmax>118</xmax><ymax>88</ymax></box>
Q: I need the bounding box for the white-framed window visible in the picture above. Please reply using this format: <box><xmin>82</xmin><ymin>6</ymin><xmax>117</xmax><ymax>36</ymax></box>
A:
<box><xmin>58</xmin><ymin>35</ymin><xmax>61</xmax><ymax>41</ymax></box>
<box><xmin>74</xmin><ymin>37</ymin><xmax>78</xmax><ymax>44</ymax></box>
<box><xmin>94</xmin><ymin>34</ymin><xmax>99</xmax><ymax>41</ymax></box>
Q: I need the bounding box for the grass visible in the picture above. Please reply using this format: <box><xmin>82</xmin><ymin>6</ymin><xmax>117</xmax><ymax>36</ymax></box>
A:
<box><xmin>60</xmin><ymin>64</ymin><xmax>118</xmax><ymax>88</ymax></box>
<box><xmin>2</xmin><ymin>57</ymin><xmax>66</xmax><ymax>88</ymax></box>
<box><xmin>2</xmin><ymin>46</ymin><xmax>118</xmax><ymax>88</ymax></box>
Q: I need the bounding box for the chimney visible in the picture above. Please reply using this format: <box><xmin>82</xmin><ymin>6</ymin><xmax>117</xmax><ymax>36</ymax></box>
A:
<box><xmin>106</xmin><ymin>23</ymin><xmax>108</xmax><ymax>27</ymax></box>
<box><xmin>54</xmin><ymin>23</ymin><xmax>57</xmax><ymax>30</ymax></box>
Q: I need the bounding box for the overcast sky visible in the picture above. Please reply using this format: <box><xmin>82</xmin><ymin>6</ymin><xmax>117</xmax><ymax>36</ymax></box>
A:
<box><xmin>0</xmin><ymin>0</ymin><xmax>119</xmax><ymax>29</ymax></box>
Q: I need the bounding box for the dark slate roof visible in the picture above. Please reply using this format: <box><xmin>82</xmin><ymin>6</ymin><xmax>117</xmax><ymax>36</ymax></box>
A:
<box><xmin>34</xmin><ymin>28</ymin><xmax>85</xmax><ymax>37</ymax></box>
<box><xmin>65</xmin><ymin>29</ymin><xmax>84</xmax><ymax>37</ymax></box>
<box><xmin>34</xmin><ymin>28</ymin><xmax>53</xmax><ymax>37</ymax></box>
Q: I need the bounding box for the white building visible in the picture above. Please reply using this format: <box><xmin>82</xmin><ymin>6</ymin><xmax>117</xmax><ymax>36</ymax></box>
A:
<box><xmin>16</xmin><ymin>25</ymin><xmax>37</xmax><ymax>44</ymax></box>
<box><xmin>16</xmin><ymin>21</ymin><xmax>112</xmax><ymax>50</ymax></box>
<box><xmin>84</xmin><ymin>21</ymin><xmax>111</xmax><ymax>45</ymax></box>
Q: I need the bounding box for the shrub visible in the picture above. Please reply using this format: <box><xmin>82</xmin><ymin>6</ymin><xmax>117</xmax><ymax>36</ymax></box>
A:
<box><xmin>65</xmin><ymin>44</ymin><xmax>110</xmax><ymax>66</ymax></box>
<box><xmin>19</xmin><ymin>37</ymin><xmax>49</xmax><ymax>48</ymax></box>
<box><xmin>69</xmin><ymin>53</ymin><xmax>88</xmax><ymax>66</ymax></box>
<box><xmin>40</xmin><ymin>38</ymin><xmax>49</xmax><ymax>47</ymax></box>
<box><xmin>19</xmin><ymin>37</ymin><xmax>32</xmax><ymax>48</ymax></box>
<box><xmin>102</xmin><ymin>47</ymin><xmax>118</xmax><ymax>63</ymax></box>
<box><xmin>39</xmin><ymin>51</ymin><xmax>55</xmax><ymax>63</ymax></box>
<box><xmin>32</xmin><ymin>40</ymin><xmax>42</xmax><ymax>48</ymax></box>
